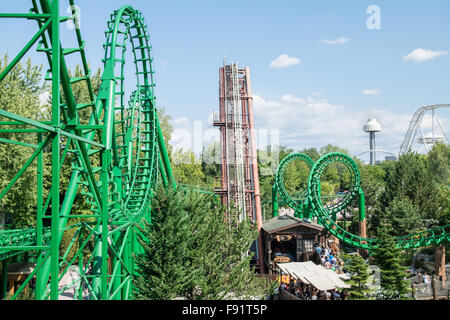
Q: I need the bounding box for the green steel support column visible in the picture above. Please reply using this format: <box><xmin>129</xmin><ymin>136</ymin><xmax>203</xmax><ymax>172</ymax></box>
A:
<box><xmin>91</xmin><ymin>233</ymin><xmax>102</xmax><ymax>298</ymax></box>
<box><xmin>156</xmin><ymin>116</ymin><xmax>175</xmax><ymax>189</ymax></box>
<box><xmin>358</xmin><ymin>187</ymin><xmax>367</xmax><ymax>243</ymax></box>
<box><xmin>131</xmin><ymin>226</ymin><xmax>138</xmax><ymax>293</ymax></box>
<box><xmin>78</xmin><ymin>226</ymin><xmax>84</xmax><ymax>300</ymax></box>
<box><xmin>358</xmin><ymin>188</ymin><xmax>366</xmax><ymax>222</ymax></box>
<box><xmin>295</xmin><ymin>208</ymin><xmax>303</xmax><ymax>220</ymax></box>
<box><xmin>101</xmin><ymin>152</ymin><xmax>110</xmax><ymax>300</ymax></box>
<box><xmin>122</xmin><ymin>229</ymin><xmax>132</xmax><ymax>299</ymax></box>
<box><xmin>343</xmin><ymin>207</ymin><xmax>347</xmax><ymax>230</ymax></box>
<box><xmin>36</xmin><ymin>132</ymin><xmax>44</xmax><ymax>299</ymax></box>
<box><xmin>332</xmin><ymin>211</ymin><xmax>337</xmax><ymax>222</ymax></box>
<box><xmin>91</xmin><ymin>150</ymin><xmax>108</xmax><ymax>299</ymax></box>
<box><xmin>158</xmin><ymin>154</ymin><xmax>168</xmax><ymax>188</ymax></box>
<box><xmin>111</xmin><ymin>165</ymin><xmax>123</xmax><ymax>300</ymax></box>
<box><xmin>111</xmin><ymin>231</ymin><xmax>122</xmax><ymax>300</ymax></box>
<box><xmin>0</xmin><ymin>19</ymin><xmax>51</xmax><ymax>83</ymax></box>
<box><xmin>302</xmin><ymin>200</ymin><xmax>310</xmax><ymax>221</ymax></box>
<box><xmin>357</xmin><ymin>188</ymin><xmax>368</xmax><ymax>256</ymax></box>
<box><xmin>50</xmin><ymin>0</ymin><xmax>61</xmax><ymax>300</ymax></box>
<box><xmin>272</xmin><ymin>184</ymin><xmax>278</xmax><ymax>217</ymax></box>
<box><xmin>134</xmin><ymin>223</ymin><xmax>144</xmax><ymax>255</ymax></box>
<box><xmin>41</xmin><ymin>97</ymin><xmax>105</xmax><ymax>292</ymax></box>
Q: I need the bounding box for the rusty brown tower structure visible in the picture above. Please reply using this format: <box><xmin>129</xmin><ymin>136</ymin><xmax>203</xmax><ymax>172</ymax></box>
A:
<box><xmin>213</xmin><ymin>61</ymin><xmax>264</xmax><ymax>273</ymax></box>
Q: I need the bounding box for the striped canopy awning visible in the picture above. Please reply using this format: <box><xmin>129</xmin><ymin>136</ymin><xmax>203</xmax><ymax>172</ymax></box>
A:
<box><xmin>276</xmin><ymin>261</ymin><xmax>350</xmax><ymax>291</ymax></box>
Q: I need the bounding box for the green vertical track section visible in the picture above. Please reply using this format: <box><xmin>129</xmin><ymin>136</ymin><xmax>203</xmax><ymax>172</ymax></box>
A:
<box><xmin>0</xmin><ymin>1</ymin><xmax>174</xmax><ymax>300</ymax></box>
<box><xmin>274</xmin><ymin>153</ymin><xmax>314</xmax><ymax>216</ymax></box>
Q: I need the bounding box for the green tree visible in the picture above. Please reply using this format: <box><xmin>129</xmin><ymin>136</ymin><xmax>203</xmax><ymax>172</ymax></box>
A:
<box><xmin>387</xmin><ymin>197</ymin><xmax>423</xmax><ymax>236</ymax></box>
<box><xmin>360</xmin><ymin>164</ymin><xmax>386</xmax><ymax>209</ymax></box>
<box><xmin>343</xmin><ymin>253</ymin><xmax>370</xmax><ymax>300</ymax></box>
<box><xmin>133</xmin><ymin>186</ymin><xmax>264</xmax><ymax>300</ymax></box>
<box><xmin>427</xmin><ymin>143</ymin><xmax>450</xmax><ymax>226</ymax></box>
<box><xmin>171</xmin><ymin>149</ymin><xmax>205</xmax><ymax>185</ymax></box>
<box><xmin>133</xmin><ymin>187</ymin><xmax>194</xmax><ymax>299</ymax></box>
<box><xmin>300</xmin><ymin>147</ymin><xmax>320</xmax><ymax>162</ymax></box>
<box><xmin>372</xmin><ymin>228</ymin><xmax>410</xmax><ymax>299</ymax></box>
<box><xmin>319</xmin><ymin>144</ymin><xmax>349</xmax><ymax>156</ymax></box>
<box><xmin>157</xmin><ymin>108</ymin><xmax>173</xmax><ymax>155</ymax></box>
<box><xmin>427</xmin><ymin>143</ymin><xmax>450</xmax><ymax>185</ymax></box>
<box><xmin>383</xmin><ymin>152</ymin><xmax>435</xmax><ymax>215</ymax></box>
<box><xmin>201</xmin><ymin>141</ymin><xmax>221</xmax><ymax>188</ymax></box>
<box><xmin>373</xmin><ymin>151</ymin><xmax>436</xmax><ymax>236</ymax></box>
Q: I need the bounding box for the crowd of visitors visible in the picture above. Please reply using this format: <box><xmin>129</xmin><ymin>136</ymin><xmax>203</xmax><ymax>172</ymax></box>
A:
<box><xmin>416</xmin><ymin>271</ymin><xmax>432</xmax><ymax>284</ymax></box>
<box><xmin>311</xmin><ymin>243</ymin><xmax>344</xmax><ymax>273</ymax></box>
<box><xmin>273</xmin><ymin>277</ymin><xmax>349</xmax><ymax>300</ymax></box>
<box><xmin>273</xmin><ymin>243</ymin><xmax>349</xmax><ymax>300</ymax></box>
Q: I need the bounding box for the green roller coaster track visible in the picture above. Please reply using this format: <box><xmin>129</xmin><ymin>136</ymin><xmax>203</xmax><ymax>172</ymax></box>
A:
<box><xmin>0</xmin><ymin>0</ymin><xmax>176</xmax><ymax>300</ymax></box>
<box><xmin>273</xmin><ymin>152</ymin><xmax>450</xmax><ymax>251</ymax></box>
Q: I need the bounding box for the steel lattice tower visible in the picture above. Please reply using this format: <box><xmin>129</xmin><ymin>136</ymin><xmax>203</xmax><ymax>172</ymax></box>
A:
<box><xmin>213</xmin><ymin>61</ymin><xmax>264</xmax><ymax>273</ymax></box>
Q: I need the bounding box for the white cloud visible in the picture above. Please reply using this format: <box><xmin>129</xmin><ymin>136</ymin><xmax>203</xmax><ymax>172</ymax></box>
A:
<box><xmin>403</xmin><ymin>48</ymin><xmax>448</xmax><ymax>62</ymax></box>
<box><xmin>269</xmin><ymin>54</ymin><xmax>301</xmax><ymax>69</ymax></box>
<box><xmin>169</xmin><ymin>128</ymin><xmax>191</xmax><ymax>152</ymax></box>
<box><xmin>172</xmin><ymin>117</ymin><xmax>189</xmax><ymax>126</ymax></box>
<box><xmin>362</xmin><ymin>88</ymin><xmax>381</xmax><ymax>95</ymax></box>
<box><xmin>251</xmin><ymin>93</ymin><xmax>422</xmax><ymax>158</ymax></box>
<box><xmin>320</xmin><ymin>37</ymin><xmax>350</xmax><ymax>45</ymax></box>
<box><xmin>281</xmin><ymin>94</ymin><xmax>305</xmax><ymax>104</ymax></box>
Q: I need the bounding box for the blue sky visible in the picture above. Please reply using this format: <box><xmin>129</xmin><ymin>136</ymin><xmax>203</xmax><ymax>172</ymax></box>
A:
<box><xmin>1</xmin><ymin>0</ymin><xmax>449</xmax><ymax>162</ymax></box>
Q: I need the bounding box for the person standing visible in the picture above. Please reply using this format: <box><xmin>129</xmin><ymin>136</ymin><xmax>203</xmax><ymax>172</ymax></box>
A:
<box><xmin>417</xmin><ymin>272</ymin><xmax>423</xmax><ymax>284</ymax></box>
<box><xmin>315</xmin><ymin>244</ymin><xmax>322</xmax><ymax>256</ymax></box>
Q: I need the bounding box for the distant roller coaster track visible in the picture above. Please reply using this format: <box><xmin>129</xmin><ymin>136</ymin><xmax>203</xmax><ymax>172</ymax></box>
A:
<box><xmin>399</xmin><ymin>104</ymin><xmax>450</xmax><ymax>155</ymax></box>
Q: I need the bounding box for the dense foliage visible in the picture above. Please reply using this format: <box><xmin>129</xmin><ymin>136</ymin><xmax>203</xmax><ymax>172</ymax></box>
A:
<box><xmin>133</xmin><ymin>186</ymin><xmax>266</xmax><ymax>300</ymax></box>
<box><xmin>372</xmin><ymin>227</ymin><xmax>410</xmax><ymax>299</ymax></box>
<box><xmin>342</xmin><ymin>253</ymin><xmax>370</xmax><ymax>300</ymax></box>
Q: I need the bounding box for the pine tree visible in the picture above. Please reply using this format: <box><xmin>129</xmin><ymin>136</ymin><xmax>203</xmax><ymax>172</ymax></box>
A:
<box><xmin>372</xmin><ymin>227</ymin><xmax>410</xmax><ymax>299</ymax></box>
<box><xmin>133</xmin><ymin>187</ymin><xmax>194</xmax><ymax>299</ymax></box>
<box><xmin>343</xmin><ymin>253</ymin><xmax>370</xmax><ymax>300</ymax></box>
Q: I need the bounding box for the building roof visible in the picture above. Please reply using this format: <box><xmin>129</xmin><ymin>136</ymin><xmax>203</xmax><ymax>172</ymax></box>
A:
<box><xmin>276</xmin><ymin>261</ymin><xmax>350</xmax><ymax>291</ymax></box>
<box><xmin>262</xmin><ymin>215</ymin><xmax>323</xmax><ymax>234</ymax></box>
<box><xmin>7</xmin><ymin>263</ymin><xmax>36</xmax><ymax>275</ymax></box>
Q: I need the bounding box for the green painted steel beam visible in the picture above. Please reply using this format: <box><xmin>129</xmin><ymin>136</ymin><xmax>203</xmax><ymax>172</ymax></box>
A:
<box><xmin>0</xmin><ymin>138</ymin><xmax>39</xmax><ymax>148</ymax></box>
<box><xmin>0</xmin><ymin>109</ymin><xmax>105</xmax><ymax>148</ymax></box>
<box><xmin>0</xmin><ymin>18</ymin><xmax>51</xmax><ymax>83</ymax></box>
